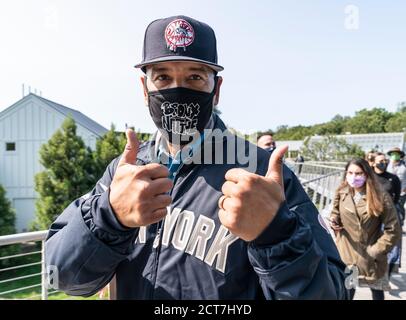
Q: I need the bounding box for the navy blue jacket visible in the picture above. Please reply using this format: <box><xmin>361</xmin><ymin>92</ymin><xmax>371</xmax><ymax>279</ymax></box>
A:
<box><xmin>45</xmin><ymin>115</ymin><xmax>348</xmax><ymax>299</ymax></box>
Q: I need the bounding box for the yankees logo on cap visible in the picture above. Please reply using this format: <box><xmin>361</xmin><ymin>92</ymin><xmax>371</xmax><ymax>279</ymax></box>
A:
<box><xmin>134</xmin><ymin>15</ymin><xmax>224</xmax><ymax>72</ymax></box>
<box><xmin>165</xmin><ymin>19</ymin><xmax>195</xmax><ymax>52</ymax></box>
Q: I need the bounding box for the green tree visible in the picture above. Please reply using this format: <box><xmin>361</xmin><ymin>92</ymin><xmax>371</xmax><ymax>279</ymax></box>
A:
<box><xmin>136</xmin><ymin>130</ymin><xmax>152</xmax><ymax>143</ymax></box>
<box><xmin>313</xmin><ymin>114</ymin><xmax>349</xmax><ymax>136</ymax></box>
<box><xmin>0</xmin><ymin>184</ymin><xmax>18</xmax><ymax>267</ymax></box>
<box><xmin>33</xmin><ymin>117</ymin><xmax>96</xmax><ymax>230</ymax></box>
<box><xmin>0</xmin><ymin>185</ymin><xmax>15</xmax><ymax>236</ymax></box>
<box><xmin>94</xmin><ymin>124</ymin><xmax>126</xmax><ymax>180</ymax></box>
<box><xmin>343</xmin><ymin>108</ymin><xmax>394</xmax><ymax>134</ymax></box>
<box><xmin>384</xmin><ymin>111</ymin><xmax>406</xmax><ymax>133</ymax></box>
<box><xmin>258</xmin><ymin>107</ymin><xmax>399</xmax><ymax>142</ymax></box>
<box><xmin>273</xmin><ymin>125</ymin><xmax>314</xmax><ymax>140</ymax></box>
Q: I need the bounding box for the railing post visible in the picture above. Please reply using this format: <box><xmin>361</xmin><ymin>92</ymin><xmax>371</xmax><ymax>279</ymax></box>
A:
<box><xmin>41</xmin><ymin>240</ymin><xmax>48</xmax><ymax>300</ymax></box>
<box><xmin>319</xmin><ymin>177</ymin><xmax>327</xmax><ymax>211</ymax></box>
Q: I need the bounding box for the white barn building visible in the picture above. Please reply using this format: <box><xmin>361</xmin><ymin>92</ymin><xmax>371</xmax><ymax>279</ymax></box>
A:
<box><xmin>0</xmin><ymin>93</ymin><xmax>108</xmax><ymax>232</ymax></box>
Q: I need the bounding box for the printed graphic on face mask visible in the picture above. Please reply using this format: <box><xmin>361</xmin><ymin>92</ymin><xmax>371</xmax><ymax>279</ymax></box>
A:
<box><xmin>161</xmin><ymin>101</ymin><xmax>200</xmax><ymax>135</ymax></box>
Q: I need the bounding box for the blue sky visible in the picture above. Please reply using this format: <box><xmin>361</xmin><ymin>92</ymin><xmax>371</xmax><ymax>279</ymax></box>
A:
<box><xmin>1</xmin><ymin>0</ymin><xmax>405</xmax><ymax>134</ymax></box>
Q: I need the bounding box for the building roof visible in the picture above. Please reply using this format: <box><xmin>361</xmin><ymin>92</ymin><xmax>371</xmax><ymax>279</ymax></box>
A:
<box><xmin>273</xmin><ymin>132</ymin><xmax>405</xmax><ymax>154</ymax></box>
<box><xmin>0</xmin><ymin>93</ymin><xmax>108</xmax><ymax>137</ymax></box>
<box><xmin>309</xmin><ymin>132</ymin><xmax>404</xmax><ymax>153</ymax></box>
<box><xmin>277</xmin><ymin>140</ymin><xmax>303</xmax><ymax>151</ymax></box>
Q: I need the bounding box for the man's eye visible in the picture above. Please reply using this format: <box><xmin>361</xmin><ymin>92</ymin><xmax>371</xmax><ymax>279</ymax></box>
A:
<box><xmin>189</xmin><ymin>74</ymin><xmax>203</xmax><ymax>80</ymax></box>
<box><xmin>155</xmin><ymin>75</ymin><xmax>170</xmax><ymax>81</ymax></box>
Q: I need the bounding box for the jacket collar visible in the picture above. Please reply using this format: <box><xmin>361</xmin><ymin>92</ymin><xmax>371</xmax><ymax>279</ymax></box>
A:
<box><xmin>339</xmin><ymin>185</ymin><xmax>367</xmax><ymax>218</ymax></box>
<box><xmin>339</xmin><ymin>185</ymin><xmax>366</xmax><ymax>198</ymax></box>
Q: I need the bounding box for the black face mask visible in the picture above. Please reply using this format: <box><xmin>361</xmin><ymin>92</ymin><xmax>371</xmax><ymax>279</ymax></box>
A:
<box><xmin>375</xmin><ymin>162</ymin><xmax>387</xmax><ymax>172</ymax></box>
<box><xmin>264</xmin><ymin>146</ymin><xmax>275</xmax><ymax>153</ymax></box>
<box><xmin>147</xmin><ymin>78</ymin><xmax>218</xmax><ymax>145</ymax></box>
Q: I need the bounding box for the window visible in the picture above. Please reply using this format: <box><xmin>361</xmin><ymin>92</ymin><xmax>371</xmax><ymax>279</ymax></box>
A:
<box><xmin>6</xmin><ymin>142</ymin><xmax>16</xmax><ymax>151</ymax></box>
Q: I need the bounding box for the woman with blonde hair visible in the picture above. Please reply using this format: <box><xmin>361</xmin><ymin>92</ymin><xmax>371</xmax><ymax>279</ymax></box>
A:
<box><xmin>330</xmin><ymin>158</ymin><xmax>401</xmax><ymax>300</ymax></box>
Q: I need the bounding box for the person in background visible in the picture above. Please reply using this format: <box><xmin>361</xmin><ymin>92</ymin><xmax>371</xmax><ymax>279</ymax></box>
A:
<box><xmin>295</xmin><ymin>153</ymin><xmax>305</xmax><ymax>175</ymax></box>
<box><xmin>366</xmin><ymin>151</ymin><xmax>376</xmax><ymax>168</ymax></box>
<box><xmin>373</xmin><ymin>152</ymin><xmax>401</xmax><ymax>204</ymax></box>
<box><xmin>372</xmin><ymin>152</ymin><xmax>403</xmax><ymax>276</ymax></box>
<box><xmin>387</xmin><ymin>147</ymin><xmax>406</xmax><ymax>224</ymax></box>
<box><xmin>330</xmin><ymin>158</ymin><xmax>401</xmax><ymax>300</ymax></box>
<box><xmin>257</xmin><ymin>134</ymin><xmax>276</xmax><ymax>153</ymax></box>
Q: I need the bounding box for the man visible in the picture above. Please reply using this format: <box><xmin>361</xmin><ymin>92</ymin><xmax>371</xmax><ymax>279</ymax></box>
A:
<box><xmin>373</xmin><ymin>152</ymin><xmax>403</xmax><ymax>275</ymax></box>
<box><xmin>387</xmin><ymin>147</ymin><xmax>406</xmax><ymax>223</ymax></box>
<box><xmin>366</xmin><ymin>151</ymin><xmax>376</xmax><ymax>168</ymax></box>
<box><xmin>295</xmin><ymin>153</ymin><xmax>305</xmax><ymax>175</ymax></box>
<box><xmin>257</xmin><ymin>134</ymin><xmax>276</xmax><ymax>152</ymax></box>
<box><xmin>45</xmin><ymin>15</ymin><xmax>347</xmax><ymax>299</ymax></box>
<box><xmin>373</xmin><ymin>152</ymin><xmax>401</xmax><ymax>204</ymax></box>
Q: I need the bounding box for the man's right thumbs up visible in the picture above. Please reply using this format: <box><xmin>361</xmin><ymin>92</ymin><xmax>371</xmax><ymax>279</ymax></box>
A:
<box><xmin>109</xmin><ymin>130</ymin><xmax>173</xmax><ymax>228</ymax></box>
<box><xmin>118</xmin><ymin>129</ymin><xmax>139</xmax><ymax>166</ymax></box>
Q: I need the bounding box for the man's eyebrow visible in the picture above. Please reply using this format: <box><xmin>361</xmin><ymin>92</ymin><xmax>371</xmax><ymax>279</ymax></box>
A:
<box><xmin>150</xmin><ymin>66</ymin><xmax>169</xmax><ymax>74</ymax></box>
<box><xmin>188</xmin><ymin>66</ymin><xmax>210</xmax><ymax>73</ymax></box>
<box><xmin>149</xmin><ymin>65</ymin><xmax>211</xmax><ymax>75</ymax></box>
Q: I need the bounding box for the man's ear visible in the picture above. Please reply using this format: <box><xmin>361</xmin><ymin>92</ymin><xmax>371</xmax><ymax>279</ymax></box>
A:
<box><xmin>213</xmin><ymin>76</ymin><xmax>223</xmax><ymax>106</ymax></box>
<box><xmin>140</xmin><ymin>76</ymin><xmax>148</xmax><ymax>107</ymax></box>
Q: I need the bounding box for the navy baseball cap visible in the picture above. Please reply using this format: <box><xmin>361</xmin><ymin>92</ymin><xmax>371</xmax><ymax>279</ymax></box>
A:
<box><xmin>134</xmin><ymin>15</ymin><xmax>224</xmax><ymax>72</ymax></box>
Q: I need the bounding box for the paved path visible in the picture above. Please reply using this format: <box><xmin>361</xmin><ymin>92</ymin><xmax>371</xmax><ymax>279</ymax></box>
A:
<box><xmin>354</xmin><ymin>225</ymin><xmax>406</xmax><ymax>300</ymax></box>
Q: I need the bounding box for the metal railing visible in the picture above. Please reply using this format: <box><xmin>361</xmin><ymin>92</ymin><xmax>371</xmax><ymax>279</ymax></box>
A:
<box><xmin>0</xmin><ymin>231</ymin><xmax>48</xmax><ymax>300</ymax></box>
<box><xmin>286</xmin><ymin>161</ymin><xmax>345</xmax><ymax>240</ymax></box>
<box><xmin>287</xmin><ymin>161</ymin><xmax>345</xmax><ymax>215</ymax></box>
<box><xmin>0</xmin><ymin>230</ymin><xmax>112</xmax><ymax>300</ymax></box>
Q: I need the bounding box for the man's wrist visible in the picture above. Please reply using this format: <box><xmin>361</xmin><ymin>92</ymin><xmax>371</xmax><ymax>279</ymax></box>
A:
<box><xmin>96</xmin><ymin>189</ymin><xmax>135</xmax><ymax>233</ymax></box>
<box><xmin>250</xmin><ymin>201</ymin><xmax>297</xmax><ymax>247</ymax></box>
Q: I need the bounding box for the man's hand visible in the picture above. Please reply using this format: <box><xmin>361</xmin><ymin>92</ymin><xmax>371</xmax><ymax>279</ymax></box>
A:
<box><xmin>109</xmin><ymin>129</ymin><xmax>173</xmax><ymax>228</ymax></box>
<box><xmin>218</xmin><ymin>146</ymin><xmax>288</xmax><ymax>241</ymax></box>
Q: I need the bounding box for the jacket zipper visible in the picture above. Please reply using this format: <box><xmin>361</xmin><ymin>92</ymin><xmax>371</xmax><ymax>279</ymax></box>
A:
<box><xmin>149</xmin><ymin>166</ymin><xmax>182</xmax><ymax>299</ymax></box>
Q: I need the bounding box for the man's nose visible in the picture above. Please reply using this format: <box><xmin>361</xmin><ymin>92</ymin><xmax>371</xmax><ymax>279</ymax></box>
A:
<box><xmin>171</xmin><ymin>76</ymin><xmax>186</xmax><ymax>88</ymax></box>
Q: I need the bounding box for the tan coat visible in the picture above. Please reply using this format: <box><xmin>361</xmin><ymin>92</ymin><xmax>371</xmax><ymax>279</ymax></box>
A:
<box><xmin>331</xmin><ymin>186</ymin><xmax>401</xmax><ymax>281</ymax></box>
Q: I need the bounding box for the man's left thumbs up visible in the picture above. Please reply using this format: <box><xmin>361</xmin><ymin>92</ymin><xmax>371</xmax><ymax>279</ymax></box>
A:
<box><xmin>218</xmin><ymin>146</ymin><xmax>288</xmax><ymax>241</ymax></box>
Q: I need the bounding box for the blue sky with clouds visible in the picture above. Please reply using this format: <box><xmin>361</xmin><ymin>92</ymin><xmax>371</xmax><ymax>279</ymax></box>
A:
<box><xmin>1</xmin><ymin>0</ymin><xmax>405</xmax><ymax>134</ymax></box>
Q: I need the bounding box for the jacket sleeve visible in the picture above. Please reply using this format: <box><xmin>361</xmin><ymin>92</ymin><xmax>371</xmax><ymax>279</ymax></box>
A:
<box><xmin>247</xmin><ymin>165</ymin><xmax>348</xmax><ymax>300</ymax></box>
<box><xmin>393</xmin><ymin>175</ymin><xmax>401</xmax><ymax>204</ymax></box>
<box><xmin>45</xmin><ymin>157</ymin><xmax>139</xmax><ymax>297</ymax></box>
<box><xmin>330</xmin><ymin>190</ymin><xmax>341</xmax><ymax>224</ymax></box>
<box><xmin>367</xmin><ymin>193</ymin><xmax>402</xmax><ymax>259</ymax></box>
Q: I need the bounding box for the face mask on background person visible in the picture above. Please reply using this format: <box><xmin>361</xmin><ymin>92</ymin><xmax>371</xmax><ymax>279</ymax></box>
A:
<box><xmin>264</xmin><ymin>147</ymin><xmax>275</xmax><ymax>153</ymax></box>
<box><xmin>347</xmin><ymin>175</ymin><xmax>367</xmax><ymax>189</ymax></box>
<box><xmin>390</xmin><ymin>153</ymin><xmax>401</xmax><ymax>161</ymax></box>
<box><xmin>375</xmin><ymin>162</ymin><xmax>388</xmax><ymax>172</ymax></box>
